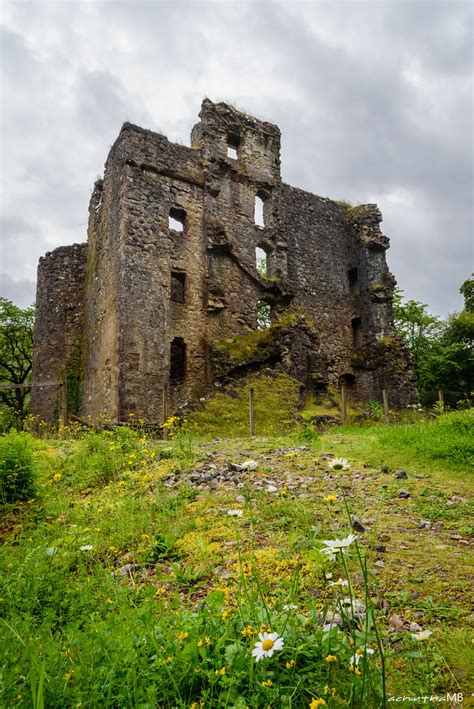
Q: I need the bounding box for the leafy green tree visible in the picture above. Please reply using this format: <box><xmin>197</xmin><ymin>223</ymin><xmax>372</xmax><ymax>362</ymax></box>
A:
<box><xmin>0</xmin><ymin>298</ymin><xmax>35</xmax><ymax>422</ymax></box>
<box><xmin>393</xmin><ymin>282</ymin><xmax>473</xmax><ymax>402</ymax></box>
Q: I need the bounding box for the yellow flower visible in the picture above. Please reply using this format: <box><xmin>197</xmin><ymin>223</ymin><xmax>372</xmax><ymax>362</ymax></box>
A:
<box><xmin>215</xmin><ymin>667</ymin><xmax>226</xmax><ymax>675</ymax></box>
<box><xmin>325</xmin><ymin>654</ymin><xmax>337</xmax><ymax>663</ymax></box>
<box><xmin>163</xmin><ymin>656</ymin><xmax>173</xmax><ymax>665</ymax></box>
<box><xmin>241</xmin><ymin>625</ymin><xmax>254</xmax><ymax>638</ymax></box>
<box><xmin>197</xmin><ymin>639</ymin><xmax>204</xmax><ymax>648</ymax></box>
<box><xmin>64</xmin><ymin>671</ymin><xmax>73</xmax><ymax>682</ymax></box>
<box><xmin>53</xmin><ymin>473</ymin><xmax>62</xmax><ymax>481</ymax></box>
<box><xmin>261</xmin><ymin>679</ymin><xmax>273</xmax><ymax>687</ymax></box>
<box><xmin>141</xmin><ymin>533</ymin><xmax>150</xmax><ymax>541</ymax></box>
<box><xmin>286</xmin><ymin>659</ymin><xmax>295</xmax><ymax>669</ymax></box>
<box><xmin>322</xmin><ymin>494</ymin><xmax>337</xmax><ymax>502</ymax></box>
<box><xmin>105</xmin><ymin>599</ymin><xmax>113</xmax><ymax>604</ymax></box>
<box><xmin>204</xmin><ymin>636</ymin><xmax>211</xmax><ymax>645</ymax></box>
<box><xmin>178</xmin><ymin>631</ymin><xmax>189</xmax><ymax>642</ymax></box>
<box><xmin>309</xmin><ymin>699</ymin><xmax>326</xmax><ymax>708</ymax></box>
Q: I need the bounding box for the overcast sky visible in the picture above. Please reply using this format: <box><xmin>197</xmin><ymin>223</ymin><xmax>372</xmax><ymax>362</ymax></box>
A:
<box><xmin>1</xmin><ymin>0</ymin><xmax>472</xmax><ymax>317</ymax></box>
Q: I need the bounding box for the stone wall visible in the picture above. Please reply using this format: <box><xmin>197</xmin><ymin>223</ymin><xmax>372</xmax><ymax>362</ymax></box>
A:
<box><xmin>30</xmin><ymin>244</ymin><xmax>87</xmax><ymax>421</ymax></box>
<box><xmin>31</xmin><ymin>99</ymin><xmax>417</xmax><ymax>423</ymax></box>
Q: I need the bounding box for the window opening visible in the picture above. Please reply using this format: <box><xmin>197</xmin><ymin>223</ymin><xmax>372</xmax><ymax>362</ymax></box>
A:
<box><xmin>348</xmin><ymin>267</ymin><xmax>359</xmax><ymax>294</ymax></box>
<box><xmin>254</xmin><ymin>195</ymin><xmax>265</xmax><ymax>227</ymax></box>
<box><xmin>171</xmin><ymin>272</ymin><xmax>186</xmax><ymax>303</ymax></box>
<box><xmin>169</xmin><ymin>207</ymin><xmax>186</xmax><ymax>233</ymax></box>
<box><xmin>255</xmin><ymin>247</ymin><xmax>268</xmax><ymax>277</ymax></box>
<box><xmin>227</xmin><ymin>133</ymin><xmax>240</xmax><ymax>160</ymax></box>
<box><xmin>351</xmin><ymin>317</ymin><xmax>362</xmax><ymax>348</ymax></box>
<box><xmin>257</xmin><ymin>301</ymin><xmax>271</xmax><ymax>330</ymax></box>
<box><xmin>170</xmin><ymin>337</ymin><xmax>186</xmax><ymax>383</ymax></box>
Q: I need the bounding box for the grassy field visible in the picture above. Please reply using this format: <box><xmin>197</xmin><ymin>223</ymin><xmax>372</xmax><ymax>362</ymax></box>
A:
<box><xmin>1</xmin><ymin>405</ymin><xmax>473</xmax><ymax>708</ymax></box>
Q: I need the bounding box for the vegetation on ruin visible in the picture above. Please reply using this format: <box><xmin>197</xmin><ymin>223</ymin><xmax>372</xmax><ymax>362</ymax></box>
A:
<box><xmin>1</xmin><ymin>408</ymin><xmax>473</xmax><ymax>707</ymax></box>
<box><xmin>0</xmin><ymin>298</ymin><xmax>35</xmax><ymax>425</ymax></box>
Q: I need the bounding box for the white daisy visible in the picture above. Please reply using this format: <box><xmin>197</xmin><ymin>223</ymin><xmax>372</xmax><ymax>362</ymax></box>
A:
<box><xmin>227</xmin><ymin>509</ymin><xmax>243</xmax><ymax>517</ymax></box>
<box><xmin>329</xmin><ymin>577</ymin><xmax>349</xmax><ymax>587</ymax></box>
<box><xmin>411</xmin><ymin>630</ymin><xmax>432</xmax><ymax>641</ymax></box>
<box><xmin>350</xmin><ymin>647</ymin><xmax>375</xmax><ymax>666</ymax></box>
<box><xmin>328</xmin><ymin>457</ymin><xmax>350</xmax><ymax>471</ymax></box>
<box><xmin>79</xmin><ymin>545</ymin><xmax>94</xmax><ymax>551</ymax></box>
<box><xmin>283</xmin><ymin>604</ymin><xmax>298</xmax><ymax>611</ymax></box>
<box><xmin>251</xmin><ymin>632</ymin><xmax>284</xmax><ymax>662</ymax></box>
<box><xmin>321</xmin><ymin>534</ymin><xmax>357</xmax><ymax>560</ymax></box>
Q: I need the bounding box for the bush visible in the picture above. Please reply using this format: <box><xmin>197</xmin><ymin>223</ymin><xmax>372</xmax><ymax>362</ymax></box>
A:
<box><xmin>0</xmin><ymin>430</ymin><xmax>37</xmax><ymax>503</ymax></box>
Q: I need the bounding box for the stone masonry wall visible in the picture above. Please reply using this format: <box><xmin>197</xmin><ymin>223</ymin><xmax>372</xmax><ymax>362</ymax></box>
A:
<box><xmin>31</xmin><ymin>99</ymin><xmax>417</xmax><ymax>422</ymax></box>
<box><xmin>31</xmin><ymin>244</ymin><xmax>87</xmax><ymax>421</ymax></box>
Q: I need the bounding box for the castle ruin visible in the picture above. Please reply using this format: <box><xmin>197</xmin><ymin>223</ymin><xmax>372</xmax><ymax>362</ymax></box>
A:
<box><xmin>31</xmin><ymin>99</ymin><xmax>416</xmax><ymax>422</ymax></box>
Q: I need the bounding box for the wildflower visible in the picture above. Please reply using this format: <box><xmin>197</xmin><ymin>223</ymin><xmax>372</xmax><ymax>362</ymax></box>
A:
<box><xmin>283</xmin><ymin>603</ymin><xmax>298</xmax><ymax>611</ymax></box>
<box><xmin>309</xmin><ymin>699</ymin><xmax>326</xmax><ymax>708</ymax></box>
<box><xmin>163</xmin><ymin>656</ymin><xmax>173</xmax><ymax>665</ymax></box>
<box><xmin>327</xmin><ymin>458</ymin><xmax>350</xmax><ymax>471</ymax></box>
<box><xmin>141</xmin><ymin>533</ymin><xmax>150</xmax><ymax>541</ymax></box>
<box><xmin>204</xmin><ymin>636</ymin><xmax>211</xmax><ymax>645</ymax></box>
<box><xmin>286</xmin><ymin>659</ymin><xmax>295</xmax><ymax>669</ymax></box>
<box><xmin>261</xmin><ymin>679</ymin><xmax>273</xmax><ymax>687</ymax></box>
<box><xmin>241</xmin><ymin>625</ymin><xmax>254</xmax><ymax>638</ymax></box>
<box><xmin>325</xmin><ymin>654</ymin><xmax>337</xmax><ymax>663</ymax></box>
<box><xmin>155</xmin><ymin>587</ymin><xmax>167</xmax><ymax>597</ymax></box>
<box><xmin>215</xmin><ymin>667</ymin><xmax>226</xmax><ymax>675</ymax></box>
<box><xmin>197</xmin><ymin>639</ymin><xmax>204</xmax><ymax>648</ymax></box>
<box><xmin>350</xmin><ymin>647</ymin><xmax>375</xmax><ymax>666</ymax></box>
<box><xmin>79</xmin><ymin>545</ymin><xmax>94</xmax><ymax>551</ymax></box>
<box><xmin>64</xmin><ymin>671</ymin><xmax>73</xmax><ymax>682</ymax></box>
<box><xmin>227</xmin><ymin>509</ymin><xmax>243</xmax><ymax>517</ymax></box>
<box><xmin>323</xmin><ymin>494</ymin><xmax>337</xmax><ymax>502</ymax></box>
<box><xmin>329</xmin><ymin>578</ymin><xmax>349</xmax><ymax>587</ymax></box>
<box><xmin>105</xmin><ymin>598</ymin><xmax>113</xmax><ymax>604</ymax></box>
<box><xmin>411</xmin><ymin>629</ymin><xmax>432</xmax><ymax>641</ymax></box>
<box><xmin>252</xmin><ymin>632</ymin><xmax>284</xmax><ymax>662</ymax></box>
<box><xmin>53</xmin><ymin>473</ymin><xmax>62</xmax><ymax>481</ymax></box>
<box><xmin>178</xmin><ymin>631</ymin><xmax>189</xmax><ymax>642</ymax></box>
<box><xmin>321</xmin><ymin>534</ymin><xmax>356</xmax><ymax>560</ymax></box>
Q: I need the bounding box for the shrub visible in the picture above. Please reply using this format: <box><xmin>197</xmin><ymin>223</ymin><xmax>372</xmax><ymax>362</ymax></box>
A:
<box><xmin>0</xmin><ymin>430</ymin><xmax>37</xmax><ymax>503</ymax></box>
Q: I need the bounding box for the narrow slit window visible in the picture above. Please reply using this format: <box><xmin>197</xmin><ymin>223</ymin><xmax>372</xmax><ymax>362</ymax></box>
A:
<box><xmin>351</xmin><ymin>317</ymin><xmax>362</xmax><ymax>348</ymax></box>
<box><xmin>169</xmin><ymin>207</ymin><xmax>186</xmax><ymax>233</ymax></box>
<box><xmin>171</xmin><ymin>272</ymin><xmax>186</xmax><ymax>303</ymax></box>
<box><xmin>256</xmin><ymin>247</ymin><xmax>268</xmax><ymax>277</ymax></box>
<box><xmin>227</xmin><ymin>133</ymin><xmax>240</xmax><ymax>160</ymax></box>
<box><xmin>254</xmin><ymin>196</ymin><xmax>265</xmax><ymax>227</ymax></box>
<box><xmin>348</xmin><ymin>267</ymin><xmax>359</xmax><ymax>294</ymax></box>
<box><xmin>257</xmin><ymin>301</ymin><xmax>271</xmax><ymax>330</ymax></box>
<box><xmin>170</xmin><ymin>337</ymin><xmax>186</xmax><ymax>383</ymax></box>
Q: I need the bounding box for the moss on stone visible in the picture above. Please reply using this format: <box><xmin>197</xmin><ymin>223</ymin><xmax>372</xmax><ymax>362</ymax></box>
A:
<box><xmin>186</xmin><ymin>373</ymin><xmax>300</xmax><ymax>438</ymax></box>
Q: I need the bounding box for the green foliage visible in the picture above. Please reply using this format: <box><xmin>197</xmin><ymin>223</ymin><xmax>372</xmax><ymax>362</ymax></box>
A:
<box><xmin>0</xmin><ymin>298</ymin><xmax>35</xmax><ymax>423</ymax></box>
<box><xmin>393</xmin><ymin>286</ymin><xmax>473</xmax><ymax>402</ymax></box>
<box><xmin>0</xmin><ymin>430</ymin><xmax>37</xmax><ymax>503</ymax></box>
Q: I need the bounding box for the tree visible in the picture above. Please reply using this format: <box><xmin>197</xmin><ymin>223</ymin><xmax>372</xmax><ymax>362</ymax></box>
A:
<box><xmin>393</xmin><ymin>283</ymin><xmax>473</xmax><ymax>403</ymax></box>
<box><xmin>0</xmin><ymin>298</ymin><xmax>35</xmax><ymax>422</ymax></box>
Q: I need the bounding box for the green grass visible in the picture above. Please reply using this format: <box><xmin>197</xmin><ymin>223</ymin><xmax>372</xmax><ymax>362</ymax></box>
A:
<box><xmin>1</xmin><ymin>411</ymin><xmax>473</xmax><ymax>707</ymax></box>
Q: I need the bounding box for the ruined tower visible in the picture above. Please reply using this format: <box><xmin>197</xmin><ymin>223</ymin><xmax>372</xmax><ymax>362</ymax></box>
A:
<box><xmin>31</xmin><ymin>99</ymin><xmax>416</xmax><ymax>422</ymax></box>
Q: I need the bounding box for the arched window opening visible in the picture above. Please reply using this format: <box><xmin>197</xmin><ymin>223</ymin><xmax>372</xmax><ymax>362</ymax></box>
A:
<box><xmin>254</xmin><ymin>195</ymin><xmax>265</xmax><ymax>227</ymax></box>
<box><xmin>255</xmin><ymin>247</ymin><xmax>268</xmax><ymax>277</ymax></box>
<box><xmin>170</xmin><ymin>337</ymin><xmax>186</xmax><ymax>383</ymax></box>
<box><xmin>257</xmin><ymin>301</ymin><xmax>271</xmax><ymax>330</ymax></box>
<box><xmin>169</xmin><ymin>207</ymin><xmax>186</xmax><ymax>233</ymax></box>
<box><xmin>227</xmin><ymin>133</ymin><xmax>240</xmax><ymax>160</ymax></box>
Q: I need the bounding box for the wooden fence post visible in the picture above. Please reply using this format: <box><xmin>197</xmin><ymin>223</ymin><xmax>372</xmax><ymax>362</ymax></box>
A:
<box><xmin>249</xmin><ymin>387</ymin><xmax>255</xmax><ymax>437</ymax></box>
<box><xmin>382</xmin><ymin>389</ymin><xmax>390</xmax><ymax>425</ymax></box>
<box><xmin>341</xmin><ymin>385</ymin><xmax>348</xmax><ymax>426</ymax></box>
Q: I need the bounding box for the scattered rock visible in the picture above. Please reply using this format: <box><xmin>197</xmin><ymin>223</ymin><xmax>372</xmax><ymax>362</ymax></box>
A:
<box><xmin>418</xmin><ymin>520</ymin><xmax>432</xmax><ymax>529</ymax></box>
<box><xmin>235</xmin><ymin>495</ymin><xmax>245</xmax><ymax>504</ymax></box>
<box><xmin>374</xmin><ymin>560</ymin><xmax>385</xmax><ymax>568</ymax></box>
<box><xmin>409</xmin><ymin>621</ymin><xmax>423</xmax><ymax>633</ymax></box>
<box><xmin>351</xmin><ymin>515</ymin><xmax>366</xmax><ymax>533</ymax></box>
<box><xmin>240</xmin><ymin>460</ymin><xmax>258</xmax><ymax>471</ymax></box>
<box><xmin>374</xmin><ymin>544</ymin><xmax>387</xmax><ymax>553</ymax></box>
<box><xmin>398</xmin><ymin>489</ymin><xmax>411</xmax><ymax>499</ymax></box>
<box><xmin>395</xmin><ymin>470</ymin><xmax>408</xmax><ymax>479</ymax></box>
<box><xmin>388</xmin><ymin>614</ymin><xmax>406</xmax><ymax>631</ymax></box>
<box><xmin>379</xmin><ymin>534</ymin><xmax>391</xmax><ymax>542</ymax></box>
<box><xmin>381</xmin><ymin>465</ymin><xmax>390</xmax><ymax>473</ymax></box>
<box><xmin>113</xmin><ymin>563</ymin><xmax>137</xmax><ymax>578</ymax></box>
